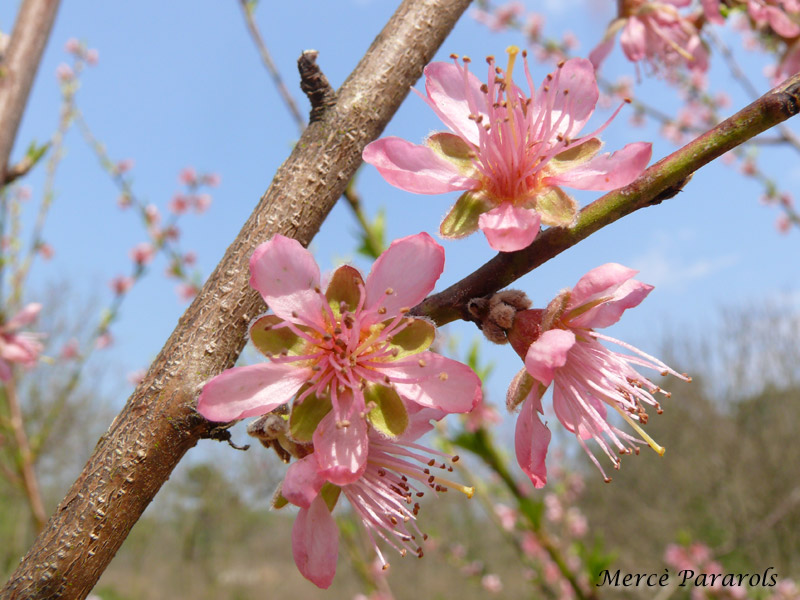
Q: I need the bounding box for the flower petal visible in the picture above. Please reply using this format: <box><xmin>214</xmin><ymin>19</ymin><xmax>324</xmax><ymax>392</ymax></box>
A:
<box><xmin>536</xmin><ymin>58</ymin><xmax>598</xmax><ymax>140</ymax></box>
<box><xmin>313</xmin><ymin>392</ymin><xmax>368</xmax><ymax>486</ymax></box>
<box><xmin>525</xmin><ymin>329</ymin><xmax>576</xmax><ymax>386</ymax></box>
<box><xmin>620</xmin><ymin>17</ymin><xmax>647</xmax><ymax>62</ymax></box>
<box><xmin>5</xmin><ymin>303</ymin><xmax>42</xmax><ymax>330</ymax></box>
<box><xmin>569</xmin><ymin>278</ymin><xmax>653</xmax><ymax>330</ymax></box>
<box><xmin>283</xmin><ymin>455</ymin><xmax>326</xmax><ymax>509</ymax></box>
<box><xmin>514</xmin><ymin>386</ymin><xmax>551</xmax><ymax>489</ymax></box>
<box><xmin>364</xmin><ymin>232</ymin><xmax>444</xmax><ymax>318</ymax></box>
<box><xmin>249</xmin><ymin>235</ymin><xmax>324</xmax><ymax>327</ymax></box>
<box><xmin>197</xmin><ymin>362</ymin><xmax>310</xmax><ymax>422</ymax></box>
<box><xmin>545</xmin><ymin>142</ymin><xmax>651</xmax><ymax>191</ymax></box>
<box><xmin>362</xmin><ymin>137</ymin><xmax>477</xmax><ymax>194</ymax></box>
<box><xmin>422</xmin><ymin>61</ymin><xmax>487</xmax><ymax>146</ymax></box>
<box><xmin>478</xmin><ymin>203</ymin><xmax>541</xmax><ymax>252</ymax></box>
<box><xmin>380</xmin><ymin>351</ymin><xmax>481</xmax><ymax>414</ymax></box>
<box><xmin>567</xmin><ymin>263</ymin><xmax>639</xmax><ymax>312</ymax></box>
<box><xmin>292</xmin><ymin>495</ymin><xmax>339</xmax><ymax>589</ymax></box>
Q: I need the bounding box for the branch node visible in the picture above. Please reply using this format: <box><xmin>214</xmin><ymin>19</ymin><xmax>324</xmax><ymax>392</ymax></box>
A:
<box><xmin>298</xmin><ymin>49</ymin><xmax>335</xmax><ymax>123</ymax></box>
<box><xmin>467</xmin><ymin>290</ymin><xmax>531</xmax><ymax>344</ymax></box>
<box><xmin>649</xmin><ymin>173</ymin><xmax>693</xmax><ymax>206</ymax></box>
<box><xmin>203</xmin><ymin>426</ymin><xmax>250</xmax><ymax>451</ymax></box>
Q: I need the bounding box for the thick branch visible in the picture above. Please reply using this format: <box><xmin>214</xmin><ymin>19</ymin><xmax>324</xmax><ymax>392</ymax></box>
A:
<box><xmin>0</xmin><ymin>0</ymin><xmax>61</xmax><ymax>185</ymax></box>
<box><xmin>412</xmin><ymin>73</ymin><xmax>800</xmax><ymax>325</ymax></box>
<box><xmin>1</xmin><ymin>1</ymin><xmax>471</xmax><ymax>598</ymax></box>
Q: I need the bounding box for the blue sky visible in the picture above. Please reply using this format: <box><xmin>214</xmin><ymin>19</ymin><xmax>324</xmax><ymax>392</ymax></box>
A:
<box><xmin>2</xmin><ymin>0</ymin><xmax>798</xmax><ymax>424</ymax></box>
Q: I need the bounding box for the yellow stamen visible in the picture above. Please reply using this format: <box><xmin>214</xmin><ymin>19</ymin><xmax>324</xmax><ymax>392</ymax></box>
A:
<box><xmin>611</xmin><ymin>403</ymin><xmax>665</xmax><ymax>456</ymax></box>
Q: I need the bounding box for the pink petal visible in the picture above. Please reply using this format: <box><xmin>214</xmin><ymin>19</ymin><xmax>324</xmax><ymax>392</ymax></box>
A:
<box><xmin>701</xmin><ymin>0</ymin><xmax>725</xmax><ymax>24</ymax></box>
<box><xmin>765</xmin><ymin>5</ymin><xmax>800</xmax><ymax>37</ymax></box>
<box><xmin>197</xmin><ymin>362</ymin><xmax>310</xmax><ymax>422</ymax></box>
<box><xmin>5</xmin><ymin>303</ymin><xmax>42</xmax><ymax>330</ymax></box>
<box><xmin>545</xmin><ymin>142</ymin><xmax>651</xmax><ymax>191</ymax></box>
<box><xmin>536</xmin><ymin>58</ymin><xmax>599</xmax><ymax>140</ymax></box>
<box><xmin>567</xmin><ymin>263</ymin><xmax>639</xmax><ymax>312</ymax></box>
<box><xmin>525</xmin><ymin>329</ymin><xmax>576</xmax><ymax>386</ymax></box>
<box><xmin>401</xmin><ymin>404</ymin><xmax>448</xmax><ymax>442</ymax></box>
<box><xmin>364</xmin><ymin>232</ymin><xmax>444</xmax><ymax>318</ymax></box>
<box><xmin>283</xmin><ymin>455</ymin><xmax>326</xmax><ymax>509</ymax></box>
<box><xmin>620</xmin><ymin>17</ymin><xmax>647</xmax><ymax>62</ymax></box>
<box><xmin>514</xmin><ymin>387</ymin><xmax>551</xmax><ymax>488</ymax></box>
<box><xmin>313</xmin><ymin>395</ymin><xmax>368</xmax><ymax>486</ymax></box>
<box><xmin>478</xmin><ymin>203</ymin><xmax>541</xmax><ymax>252</ymax></box>
<box><xmin>363</xmin><ymin>137</ymin><xmax>477</xmax><ymax>194</ymax></box>
<box><xmin>292</xmin><ymin>495</ymin><xmax>339</xmax><ymax>589</ymax></box>
<box><xmin>0</xmin><ymin>360</ymin><xmax>11</xmax><ymax>382</ymax></box>
<box><xmin>589</xmin><ymin>38</ymin><xmax>616</xmax><ymax>70</ymax></box>
<box><xmin>569</xmin><ymin>278</ymin><xmax>653</xmax><ymax>329</ymax></box>
<box><xmin>249</xmin><ymin>235</ymin><xmax>324</xmax><ymax>327</ymax></box>
<box><xmin>422</xmin><ymin>62</ymin><xmax>487</xmax><ymax>146</ymax></box>
<box><xmin>379</xmin><ymin>351</ymin><xmax>482</xmax><ymax>414</ymax></box>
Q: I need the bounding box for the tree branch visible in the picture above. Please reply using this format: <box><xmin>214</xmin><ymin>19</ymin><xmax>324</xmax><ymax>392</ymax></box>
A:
<box><xmin>412</xmin><ymin>73</ymin><xmax>800</xmax><ymax>326</ymax></box>
<box><xmin>0</xmin><ymin>0</ymin><xmax>61</xmax><ymax>185</ymax></box>
<box><xmin>0</xmin><ymin>1</ymin><xmax>471</xmax><ymax>597</ymax></box>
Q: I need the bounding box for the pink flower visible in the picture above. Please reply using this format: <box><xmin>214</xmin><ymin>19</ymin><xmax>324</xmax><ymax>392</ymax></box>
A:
<box><xmin>56</xmin><ymin>63</ymin><xmax>74</xmax><ymax>82</ymax></box>
<box><xmin>472</xmin><ymin>1</ymin><xmax>524</xmax><ymax>31</ymax></box>
<box><xmin>777</xmin><ymin>39</ymin><xmax>800</xmax><ymax>84</ymax></box>
<box><xmin>129</xmin><ymin>242</ymin><xmax>155</xmax><ymax>266</ymax></box>
<box><xmin>115</xmin><ymin>159</ymin><xmax>134</xmax><ymax>175</ymax></box>
<box><xmin>64</xmin><ymin>38</ymin><xmax>81</xmax><ymax>54</ymax></box>
<box><xmin>481</xmin><ymin>574</ymin><xmax>503</xmax><ymax>593</ymax></box>
<box><xmin>95</xmin><ymin>332</ymin><xmax>113</xmax><ymax>349</ymax></box>
<box><xmin>281</xmin><ymin>404</ymin><xmax>472</xmax><ymax>588</ymax></box>
<box><xmin>363</xmin><ymin>49</ymin><xmax>651</xmax><ymax>252</ymax></box>
<box><xmin>176</xmin><ymin>282</ymin><xmax>199</xmax><ymax>302</ymax></box>
<box><xmin>0</xmin><ymin>304</ymin><xmax>44</xmax><ymax>381</ymax></box>
<box><xmin>110</xmin><ymin>275</ymin><xmax>135</xmax><ymax>295</ymax></box>
<box><xmin>746</xmin><ymin>0</ymin><xmax>800</xmax><ymax>37</ymax></box>
<box><xmin>201</xmin><ymin>172</ymin><xmax>221</xmax><ymax>187</ymax></box>
<box><xmin>191</xmin><ymin>193</ymin><xmax>212</xmax><ymax>213</ymax></box>
<box><xmin>179</xmin><ymin>167</ymin><xmax>197</xmax><ymax>186</ymax></box>
<box><xmin>168</xmin><ymin>194</ymin><xmax>189</xmax><ymax>215</ymax></box>
<box><xmin>85</xmin><ymin>48</ymin><xmax>99</xmax><ymax>66</ymax></box>
<box><xmin>59</xmin><ymin>338</ymin><xmax>80</xmax><ymax>360</ymax></box>
<box><xmin>506</xmin><ymin>264</ymin><xmax>690</xmax><ymax>486</ymax></box>
<box><xmin>197</xmin><ymin>233</ymin><xmax>481</xmax><ymax>484</ymax></box>
<box><xmin>590</xmin><ymin>1</ymin><xmax>710</xmax><ymax>74</ymax></box>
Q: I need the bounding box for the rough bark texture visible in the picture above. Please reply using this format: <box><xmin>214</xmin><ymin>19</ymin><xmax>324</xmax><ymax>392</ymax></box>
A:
<box><xmin>411</xmin><ymin>72</ymin><xmax>800</xmax><ymax>326</ymax></box>
<box><xmin>0</xmin><ymin>0</ymin><xmax>61</xmax><ymax>185</ymax></box>
<box><xmin>0</xmin><ymin>0</ymin><xmax>471</xmax><ymax>597</ymax></box>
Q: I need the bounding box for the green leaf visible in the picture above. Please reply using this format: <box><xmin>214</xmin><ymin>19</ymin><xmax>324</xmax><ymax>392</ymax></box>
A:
<box><xmin>325</xmin><ymin>265</ymin><xmax>364</xmax><ymax>316</ymax></box>
<box><xmin>320</xmin><ymin>482</ymin><xmax>341</xmax><ymax>512</ymax></box>
<box><xmin>440</xmin><ymin>191</ymin><xmax>493</xmax><ymax>239</ymax></box>
<box><xmin>535</xmin><ymin>187</ymin><xmax>577</xmax><ymax>227</ymax></box>
<box><xmin>547</xmin><ymin>138</ymin><xmax>602</xmax><ymax>174</ymax></box>
<box><xmin>289</xmin><ymin>391</ymin><xmax>332</xmax><ymax>442</ymax></box>
<box><xmin>426</xmin><ymin>132</ymin><xmax>474</xmax><ymax>173</ymax></box>
<box><xmin>250</xmin><ymin>315</ymin><xmax>308</xmax><ymax>358</ymax></box>
<box><xmin>25</xmin><ymin>140</ymin><xmax>50</xmax><ymax>166</ymax></box>
<box><xmin>365</xmin><ymin>384</ymin><xmax>408</xmax><ymax>438</ymax></box>
<box><xmin>356</xmin><ymin>208</ymin><xmax>386</xmax><ymax>260</ymax></box>
<box><xmin>386</xmin><ymin>318</ymin><xmax>435</xmax><ymax>358</ymax></box>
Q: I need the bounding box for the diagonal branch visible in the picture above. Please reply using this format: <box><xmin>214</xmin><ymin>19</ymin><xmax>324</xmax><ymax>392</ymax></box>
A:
<box><xmin>412</xmin><ymin>73</ymin><xmax>800</xmax><ymax>326</ymax></box>
<box><xmin>0</xmin><ymin>1</ymin><xmax>472</xmax><ymax>598</ymax></box>
<box><xmin>0</xmin><ymin>0</ymin><xmax>62</xmax><ymax>185</ymax></box>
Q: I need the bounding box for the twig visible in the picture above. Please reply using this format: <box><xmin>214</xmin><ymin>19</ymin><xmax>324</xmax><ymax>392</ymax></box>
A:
<box><xmin>412</xmin><ymin>73</ymin><xmax>800</xmax><ymax>326</ymax></box>
<box><xmin>1</xmin><ymin>1</ymin><xmax>472</xmax><ymax>597</ymax></box>
<box><xmin>4</xmin><ymin>377</ymin><xmax>47</xmax><ymax>531</ymax></box>
<box><xmin>0</xmin><ymin>0</ymin><xmax>62</xmax><ymax>185</ymax></box>
<box><xmin>237</xmin><ymin>0</ymin><xmax>306</xmax><ymax>133</ymax></box>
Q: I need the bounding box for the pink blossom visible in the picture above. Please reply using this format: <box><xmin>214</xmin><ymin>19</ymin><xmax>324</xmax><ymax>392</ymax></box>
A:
<box><xmin>168</xmin><ymin>194</ymin><xmax>189</xmax><ymax>215</ymax></box>
<box><xmin>0</xmin><ymin>304</ymin><xmax>44</xmax><ymax>381</ymax></box>
<box><xmin>144</xmin><ymin>204</ymin><xmax>161</xmax><ymax>227</ymax></box>
<box><xmin>506</xmin><ymin>264</ymin><xmax>689</xmax><ymax>486</ymax></box>
<box><xmin>56</xmin><ymin>63</ymin><xmax>74</xmax><ymax>82</ymax></box>
<box><xmin>472</xmin><ymin>2</ymin><xmax>524</xmax><ymax>31</ymax></box>
<box><xmin>60</xmin><ymin>338</ymin><xmax>80</xmax><ymax>360</ymax></box>
<box><xmin>590</xmin><ymin>2</ymin><xmax>710</xmax><ymax>74</ymax></box>
<box><xmin>127</xmin><ymin>369</ymin><xmax>146</xmax><ymax>385</ymax></box>
<box><xmin>95</xmin><ymin>332</ymin><xmax>113</xmax><ymax>349</ymax></box>
<box><xmin>197</xmin><ymin>233</ymin><xmax>481</xmax><ymax>484</ymax></box>
<box><xmin>494</xmin><ymin>503</ymin><xmax>518</xmax><ymax>531</ymax></box>
<box><xmin>179</xmin><ymin>167</ymin><xmax>198</xmax><ymax>186</ymax></box>
<box><xmin>777</xmin><ymin>39</ymin><xmax>800</xmax><ymax>84</ymax></box>
<box><xmin>115</xmin><ymin>159</ymin><xmax>134</xmax><ymax>174</ymax></box>
<box><xmin>129</xmin><ymin>242</ymin><xmax>155</xmax><ymax>266</ymax></box>
<box><xmin>281</xmin><ymin>404</ymin><xmax>472</xmax><ymax>588</ymax></box>
<box><xmin>85</xmin><ymin>48</ymin><xmax>99</xmax><ymax>66</ymax></box>
<box><xmin>117</xmin><ymin>193</ymin><xmax>132</xmax><ymax>209</ymax></box>
<box><xmin>776</xmin><ymin>214</ymin><xmax>792</xmax><ymax>233</ymax></box>
<box><xmin>183</xmin><ymin>251</ymin><xmax>197</xmax><ymax>266</ymax></box>
<box><xmin>363</xmin><ymin>50</ymin><xmax>651</xmax><ymax>252</ymax></box>
<box><xmin>65</xmin><ymin>38</ymin><xmax>81</xmax><ymax>54</ymax></box>
<box><xmin>192</xmin><ymin>193</ymin><xmax>212</xmax><ymax>213</ymax></box>
<box><xmin>38</xmin><ymin>243</ymin><xmax>54</xmax><ymax>260</ymax></box>
<box><xmin>481</xmin><ymin>574</ymin><xmax>503</xmax><ymax>593</ymax></box>
<box><xmin>201</xmin><ymin>172</ymin><xmax>221</xmax><ymax>187</ymax></box>
<box><xmin>176</xmin><ymin>282</ymin><xmax>199</xmax><ymax>302</ymax></box>
<box><xmin>464</xmin><ymin>396</ymin><xmax>501</xmax><ymax>432</ymax></box>
<box><xmin>746</xmin><ymin>0</ymin><xmax>800</xmax><ymax>37</ymax></box>
<box><xmin>110</xmin><ymin>275</ymin><xmax>135</xmax><ymax>295</ymax></box>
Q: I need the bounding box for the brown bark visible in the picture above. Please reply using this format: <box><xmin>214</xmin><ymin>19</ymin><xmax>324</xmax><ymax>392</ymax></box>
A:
<box><xmin>0</xmin><ymin>0</ymin><xmax>61</xmax><ymax>185</ymax></box>
<box><xmin>0</xmin><ymin>0</ymin><xmax>471</xmax><ymax>597</ymax></box>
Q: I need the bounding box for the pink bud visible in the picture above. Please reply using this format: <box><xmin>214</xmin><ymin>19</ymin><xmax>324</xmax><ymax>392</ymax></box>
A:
<box><xmin>60</xmin><ymin>338</ymin><xmax>80</xmax><ymax>360</ymax></box>
<box><xmin>168</xmin><ymin>194</ymin><xmax>189</xmax><ymax>215</ymax></box>
<box><xmin>179</xmin><ymin>167</ymin><xmax>197</xmax><ymax>186</ymax></box>
<box><xmin>192</xmin><ymin>193</ymin><xmax>212</xmax><ymax>213</ymax></box>
<box><xmin>86</xmin><ymin>49</ymin><xmax>99</xmax><ymax>65</ymax></box>
<box><xmin>144</xmin><ymin>204</ymin><xmax>161</xmax><ymax>227</ymax></box>
<box><xmin>176</xmin><ymin>282</ymin><xmax>199</xmax><ymax>302</ymax></box>
<box><xmin>129</xmin><ymin>242</ymin><xmax>155</xmax><ymax>266</ymax></box>
<box><xmin>183</xmin><ymin>251</ymin><xmax>197</xmax><ymax>266</ymax></box>
<box><xmin>116</xmin><ymin>159</ymin><xmax>135</xmax><ymax>174</ymax></box>
<box><xmin>201</xmin><ymin>172</ymin><xmax>221</xmax><ymax>187</ymax></box>
<box><xmin>56</xmin><ymin>63</ymin><xmax>74</xmax><ymax>82</ymax></box>
<box><xmin>96</xmin><ymin>332</ymin><xmax>113</xmax><ymax>350</ymax></box>
<box><xmin>110</xmin><ymin>275</ymin><xmax>134</xmax><ymax>295</ymax></box>
<box><xmin>65</xmin><ymin>38</ymin><xmax>81</xmax><ymax>54</ymax></box>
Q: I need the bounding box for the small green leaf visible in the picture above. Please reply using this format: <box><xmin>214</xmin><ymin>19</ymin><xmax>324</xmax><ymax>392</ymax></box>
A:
<box><xmin>289</xmin><ymin>391</ymin><xmax>332</xmax><ymax>443</ymax></box>
<box><xmin>356</xmin><ymin>208</ymin><xmax>386</xmax><ymax>260</ymax></box>
<box><xmin>250</xmin><ymin>315</ymin><xmax>308</xmax><ymax>357</ymax></box>
<box><xmin>387</xmin><ymin>318</ymin><xmax>435</xmax><ymax>358</ymax></box>
<box><xmin>426</xmin><ymin>132</ymin><xmax>474</xmax><ymax>173</ymax></box>
<box><xmin>320</xmin><ymin>482</ymin><xmax>341</xmax><ymax>512</ymax></box>
<box><xmin>325</xmin><ymin>265</ymin><xmax>364</xmax><ymax>316</ymax></box>
<box><xmin>548</xmin><ymin>138</ymin><xmax>602</xmax><ymax>174</ymax></box>
<box><xmin>535</xmin><ymin>187</ymin><xmax>577</xmax><ymax>227</ymax></box>
<box><xmin>365</xmin><ymin>384</ymin><xmax>408</xmax><ymax>438</ymax></box>
<box><xmin>440</xmin><ymin>191</ymin><xmax>493</xmax><ymax>239</ymax></box>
